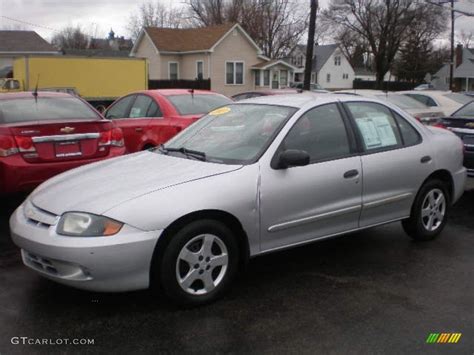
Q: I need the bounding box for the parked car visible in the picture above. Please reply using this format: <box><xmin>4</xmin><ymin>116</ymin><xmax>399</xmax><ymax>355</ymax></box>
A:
<box><xmin>414</xmin><ymin>83</ymin><xmax>434</xmax><ymax>91</ymax></box>
<box><xmin>11</xmin><ymin>94</ymin><xmax>466</xmax><ymax>306</ymax></box>
<box><xmin>433</xmin><ymin>100</ymin><xmax>474</xmax><ymax>177</ymax></box>
<box><xmin>0</xmin><ymin>92</ymin><xmax>125</xmax><ymax>195</ymax></box>
<box><xmin>231</xmin><ymin>89</ymin><xmax>303</xmax><ymax>101</ymax></box>
<box><xmin>399</xmin><ymin>90</ymin><xmax>472</xmax><ymax>115</ymax></box>
<box><xmin>104</xmin><ymin>89</ymin><xmax>232</xmax><ymax>152</ymax></box>
<box><xmin>335</xmin><ymin>90</ymin><xmax>444</xmax><ymax>124</ymax></box>
<box><xmin>290</xmin><ymin>82</ymin><xmax>330</xmax><ymax>93</ymax></box>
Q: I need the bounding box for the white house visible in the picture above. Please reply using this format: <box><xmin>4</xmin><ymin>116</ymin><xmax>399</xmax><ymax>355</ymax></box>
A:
<box><xmin>353</xmin><ymin>67</ymin><xmax>393</xmax><ymax>81</ymax></box>
<box><xmin>432</xmin><ymin>45</ymin><xmax>474</xmax><ymax>92</ymax></box>
<box><xmin>310</xmin><ymin>44</ymin><xmax>355</xmax><ymax>90</ymax></box>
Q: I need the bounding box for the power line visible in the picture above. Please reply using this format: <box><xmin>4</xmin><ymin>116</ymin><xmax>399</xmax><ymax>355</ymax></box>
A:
<box><xmin>0</xmin><ymin>15</ymin><xmax>59</xmax><ymax>32</ymax></box>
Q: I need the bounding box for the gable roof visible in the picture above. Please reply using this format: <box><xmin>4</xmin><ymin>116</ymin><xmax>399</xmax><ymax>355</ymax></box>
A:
<box><xmin>0</xmin><ymin>31</ymin><xmax>58</xmax><ymax>53</ymax></box>
<box><xmin>131</xmin><ymin>23</ymin><xmax>262</xmax><ymax>55</ymax></box>
<box><xmin>454</xmin><ymin>59</ymin><xmax>474</xmax><ymax>78</ymax></box>
<box><xmin>312</xmin><ymin>44</ymin><xmax>338</xmax><ymax>72</ymax></box>
<box><xmin>251</xmin><ymin>59</ymin><xmax>297</xmax><ymax>70</ymax></box>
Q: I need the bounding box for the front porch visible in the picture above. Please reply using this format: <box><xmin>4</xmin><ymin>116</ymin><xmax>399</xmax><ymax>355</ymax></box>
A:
<box><xmin>251</xmin><ymin>60</ymin><xmax>298</xmax><ymax>90</ymax></box>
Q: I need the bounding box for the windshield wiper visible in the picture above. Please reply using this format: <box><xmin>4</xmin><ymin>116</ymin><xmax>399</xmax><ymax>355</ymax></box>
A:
<box><xmin>159</xmin><ymin>145</ymin><xmax>206</xmax><ymax>161</ymax></box>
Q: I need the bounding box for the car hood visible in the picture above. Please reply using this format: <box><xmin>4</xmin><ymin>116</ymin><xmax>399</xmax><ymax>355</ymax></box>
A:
<box><xmin>30</xmin><ymin>151</ymin><xmax>242</xmax><ymax>216</ymax></box>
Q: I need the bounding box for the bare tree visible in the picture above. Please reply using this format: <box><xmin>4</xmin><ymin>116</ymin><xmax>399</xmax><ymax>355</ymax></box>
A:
<box><xmin>186</xmin><ymin>0</ymin><xmax>308</xmax><ymax>58</ymax></box>
<box><xmin>127</xmin><ymin>1</ymin><xmax>187</xmax><ymax>41</ymax></box>
<box><xmin>457</xmin><ymin>29</ymin><xmax>473</xmax><ymax>48</ymax></box>
<box><xmin>324</xmin><ymin>0</ymin><xmax>438</xmax><ymax>88</ymax></box>
<box><xmin>51</xmin><ymin>26</ymin><xmax>90</xmax><ymax>50</ymax></box>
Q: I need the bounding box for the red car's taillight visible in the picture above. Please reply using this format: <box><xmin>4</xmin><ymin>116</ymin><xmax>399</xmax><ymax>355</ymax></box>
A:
<box><xmin>14</xmin><ymin>136</ymin><xmax>36</xmax><ymax>153</ymax></box>
<box><xmin>0</xmin><ymin>135</ymin><xmax>19</xmax><ymax>157</ymax></box>
<box><xmin>433</xmin><ymin>122</ymin><xmax>447</xmax><ymax>129</ymax></box>
<box><xmin>111</xmin><ymin>127</ymin><xmax>124</xmax><ymax>147</ymax></box>
<box><xmin>98</xmin><ymin>128</ymin><xmax>124</xmax><ymax>147</ymax></box>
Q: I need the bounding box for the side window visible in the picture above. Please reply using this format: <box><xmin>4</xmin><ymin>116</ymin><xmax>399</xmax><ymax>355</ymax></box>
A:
<box><xmin>408</xmin><ymin>94</ymin><xmax>437</xmax><ymax>107</ymax></box>
<box><xmin>346</xmin><ymin>102</ymin><xmax>402</xmax><ymax>152</ymax></box>
<box><xmin>392</xmin><ymin>111</ymin><xmax>422</xmax><ymax>146</ymax></box>
<box><xmin>105</xmin><ymin>95</ymin><xmax>135</xmax><ymax>119</ymax></box>
<box><xmin>147</xmin><ymin>100</ymin><xmax>163</xmax><ymax>117</ymax></box>
<box><xmin>129</xmin><ymin>95</ymin><xmax>153</xmax><ymax>118</ymax></box>
<box><xmin>283</xmin><ymin>104</ymin><xmax>351</xmax><ymax>163</ymax></box>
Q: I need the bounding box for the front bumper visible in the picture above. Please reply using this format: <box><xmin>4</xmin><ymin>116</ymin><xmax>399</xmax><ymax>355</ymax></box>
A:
<box><xmin>10</xmin><ymin>203</ymin><xmax>162</xmax><ymax>292</ymax></box>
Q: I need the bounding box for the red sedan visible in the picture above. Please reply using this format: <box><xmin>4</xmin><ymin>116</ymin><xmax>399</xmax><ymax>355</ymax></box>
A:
<box><xmin>104</xmin><ymin>89</ymin><xmax>232</xmax><ymax>152</ymax></box>
<box><xmin>0</xmin><ymin>92</ymin><xmax>125</xmax><ymax>195</ymax></box>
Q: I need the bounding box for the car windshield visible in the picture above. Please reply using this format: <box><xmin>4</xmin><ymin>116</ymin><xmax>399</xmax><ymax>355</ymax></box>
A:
<box><xmin>376</xmin><ymin>94</ymin><xmax>428</xmax><ymax>109</ymax></box>
<box><xmin>444</xmin><ymin>93</ymin><xmax>473</xmax><ymax>105</ymax></box>
<box><xmin>0</xmin><ymin>96</ymin><xmax>99</xmax><ymax>123</ymax></box>
<box><xmin>167</xmin><ymin>94</ymin><xmax>233</xmax><ymax>115</ymax></box>
<box><xmin>162</xmin><ymin>104</ymin><xmax>296</xmax><ymax>164</ymax></box>
<box><xmin>452</xmin><ymin>101</ymin><xmax>474</xmax><ymax>117</ymax></box>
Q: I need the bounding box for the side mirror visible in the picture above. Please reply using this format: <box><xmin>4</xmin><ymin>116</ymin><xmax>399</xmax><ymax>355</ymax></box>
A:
<box><xmin>275</xmin><ymin>149</ymin><xmax>310</xmax><ymax>169</ymax></box>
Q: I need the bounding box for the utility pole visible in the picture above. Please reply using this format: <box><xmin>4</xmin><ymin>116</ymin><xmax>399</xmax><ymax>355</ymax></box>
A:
<box><xmin>449</xmin><ymin>0</ymin><xmax>454</xmax><ymax>91</ymax></box>
<box><xmin>304</xmin><ymin>0</ymin><xmax>318</xmax><ymax>91</ymax></box>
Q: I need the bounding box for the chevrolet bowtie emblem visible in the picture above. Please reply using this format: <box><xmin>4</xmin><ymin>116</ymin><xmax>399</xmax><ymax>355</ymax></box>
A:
<box><xmin>60</xmin><ymin>126</ymin><xmax>75</xmax><ymax>134</ymax></box>
<box><xmin>466</xmin><ymin>122</ymin><xmax>474</xmax><ymax>128</ymax></box>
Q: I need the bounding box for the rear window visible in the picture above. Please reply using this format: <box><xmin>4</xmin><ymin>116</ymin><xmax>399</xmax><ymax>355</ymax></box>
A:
<box><xmin>452</xmin><ymin>101</ymin><xmax>474</xmax><ymax>117</ymax></box>
<box><xmin>376</xmin><ymin>95</ymin><xmax>428</xmax><ymax>109</ymax></box>
<box><xmin>167</xmin><ymin>94</ymin><xmax>232</xmax><ymax>115</ymax></box>
<box><xmin>0</xmin><ymin>96</ymin><xmax>99</xmax><ymax>124</ymax></box>
<box><xmin>444</xmin><ymin>93</ymin><xmax>473</xmax><ymax>105</ymax></box>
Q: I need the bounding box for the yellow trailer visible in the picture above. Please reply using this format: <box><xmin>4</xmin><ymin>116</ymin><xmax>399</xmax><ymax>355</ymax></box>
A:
<box><xmin>0</xmin><ymin>56</ymin><xmax>148</xmax><ymax>109</ymax></box>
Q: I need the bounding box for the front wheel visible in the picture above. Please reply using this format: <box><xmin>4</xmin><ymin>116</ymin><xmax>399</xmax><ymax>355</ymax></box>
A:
<box><xmin>159</xmin><ymin>220</ymin><xmax>239</xmax><ymax>306</ymax></box>
<box><xmin>402</xmin><ymin>179</ymin><xmax>449</xmax><ymax>241</ymax></box>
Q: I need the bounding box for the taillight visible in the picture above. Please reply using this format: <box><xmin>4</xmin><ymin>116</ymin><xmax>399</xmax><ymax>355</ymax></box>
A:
<box><xmin>0</xmin><ymin>135</ymin><xmax>19</xmax><ymax>157</ymax></box>
<box><xmin>14</xmin><ymin>136</ymin><xmax>36</xmax><ymax>153</ymax></box>
<box><xmin>433</xmin><ymin>122</ymin><xmax>447</xmax><ymax>129</ymax></box>
<box><xmin>98</xmin><ymin>131</ymin><xmax>111</xmax><ymax>146</ymax></box>
<box><xmin>111</xmin><ymin>127</ymin><xmax>124</xmax><ymax>147</ymax></box>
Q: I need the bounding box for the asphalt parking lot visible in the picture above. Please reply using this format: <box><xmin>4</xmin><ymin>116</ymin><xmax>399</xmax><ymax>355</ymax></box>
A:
<box><xmin>0</xmin><ymin>181</ymin><xmax>473</xmax><ymax>354</ymax></box>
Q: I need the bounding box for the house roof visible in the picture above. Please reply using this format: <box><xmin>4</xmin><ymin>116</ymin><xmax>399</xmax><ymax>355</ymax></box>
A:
<box><xmin>144</xmin><ymin>23</ymin><xmax>237</xmax><ymax>52</ymax></box>
<box><xmin>0</xmin><ymin>31</ymin><xmax>57</xmax><ymax>53</ymax></box>
<box><xmin>251</xmin><ymin>59</ymin><xmax>297</xmax><ymax>70</ymax></box>
<box><xmin>312</xmin><ymin>44</ymin><xmax>338</xmax><ymax>72</ymax></box>
<box><xmin>454</xmin><ymin>59</ymin><xmax>474</xmax><ymax>78</ymax></box>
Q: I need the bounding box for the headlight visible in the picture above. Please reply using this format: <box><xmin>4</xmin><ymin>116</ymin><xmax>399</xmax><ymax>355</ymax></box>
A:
<box><xmin>57</xmin><ymin>212</ymin><xmax>123</xmax><ymax>237</ymax></box>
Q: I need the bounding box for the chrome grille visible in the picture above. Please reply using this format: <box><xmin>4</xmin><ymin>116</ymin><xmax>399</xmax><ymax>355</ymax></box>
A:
<box><xmin>23</xmin><ymin>200</ymin><xmax>59</xmax><ymax>227</ymax></box>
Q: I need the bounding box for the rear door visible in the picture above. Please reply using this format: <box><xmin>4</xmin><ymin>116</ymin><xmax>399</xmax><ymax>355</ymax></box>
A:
<box><xmin>343</xmin><ymin>101</ymin><xmax>433</xmax><ymax>227</ymax></box>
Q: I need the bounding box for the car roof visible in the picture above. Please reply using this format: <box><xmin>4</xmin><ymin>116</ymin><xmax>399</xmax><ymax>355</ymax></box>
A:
<box><xmin>240</xmin><ymin>92</ymin><xmax>372</xmax><ymax>108</ymax></box>
<box><xmin>137</xmin><ymin>89</ymin><xmax>224</xmax><ymax>97</ymax></box>
<box><xmin>0</xmin><ymin>91</ymin><xmax>73</xmax><ymax>100</ymax></box>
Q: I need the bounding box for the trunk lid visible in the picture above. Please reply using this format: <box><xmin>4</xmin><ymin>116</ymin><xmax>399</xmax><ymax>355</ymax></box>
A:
<box><xmin>6</xmin><ymin>119</ymin><xmax>113</xmax><ymax>163</ymax></box>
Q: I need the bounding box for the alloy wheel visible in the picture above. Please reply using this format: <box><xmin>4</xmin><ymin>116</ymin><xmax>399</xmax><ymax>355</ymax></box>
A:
<box><xmin>421</xmin><ymin>188</ymin><xmax>446</xmax><ymax>232</ymax></box>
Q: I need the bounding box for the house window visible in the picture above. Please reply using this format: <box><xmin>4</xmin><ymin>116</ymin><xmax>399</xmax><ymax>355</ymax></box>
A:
<box><xmin>334</xmin><ymin>56</ymin><xmax>341</xmax><ymax>66</ymax></box>
<box><xmin>280</xmin><ymin>70</ymin><xmax>288</xmax><ymax>87</ymax></box>
<box><xmin>343</xmin><ymin>73</ymin><xmax>349</xmax><ymax>79</ymax></box>
<box><xmin>264</xmin><ymin>70</ymin><xmax>270</xmax><ymax>86</ymax></box>
<box><xmin>255</xmin><ymin>70</ymin><xmax>261</xmax><ymax>86</ymax></box>
<box><xmin>169</xmin><ymin>62</ymin><xmax>178</xmax><ymax>80</ymax></box>
<box><xmin>196</xmin><ymin>61</ymin><xmax>203</xmax><ymax>80</ymax></box>
<box><xmin>311</xmin><ymin>72</ymin><xmax>316</xmax><ymax>83</ymax></box>
<box><xmin>226</xmin><ymin>61</ymin><xmax>244</xmax><ymax>85</ymax></box>
<box><xmin>327</xmin><ymin>73</ymin><xmax>331</xmax><ymax>83</ymax></box>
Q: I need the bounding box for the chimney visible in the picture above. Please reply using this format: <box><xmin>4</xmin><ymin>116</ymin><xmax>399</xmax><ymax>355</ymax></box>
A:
<box><xmin>455</xmin><ymin>44</ymin><xmax>463</xmax><ymax>68</ymax></box>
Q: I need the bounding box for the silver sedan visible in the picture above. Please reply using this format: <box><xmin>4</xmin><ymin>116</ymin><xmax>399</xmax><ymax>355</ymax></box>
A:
<box><xmin>10</xmin><ymin>94</ymin><xmax>466</xmax><ymax>306</ymax></box>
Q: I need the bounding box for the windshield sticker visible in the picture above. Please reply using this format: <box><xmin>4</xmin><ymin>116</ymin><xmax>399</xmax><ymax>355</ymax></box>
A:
<box><xmin>209</xmin><ymin>107</ymin><xmax>231</xmax><ymax>116</ymax></box>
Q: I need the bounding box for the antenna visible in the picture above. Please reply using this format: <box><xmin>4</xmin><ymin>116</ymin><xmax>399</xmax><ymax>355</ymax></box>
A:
<box><xmin>32</xmin><ymin>74</ymin><xmax>40</xmax><ymax>102</ymax></box>
<box><xmin>189</xmin><ymin>88</ymin><xmax>194</xmax><ymax>99</ymax></box>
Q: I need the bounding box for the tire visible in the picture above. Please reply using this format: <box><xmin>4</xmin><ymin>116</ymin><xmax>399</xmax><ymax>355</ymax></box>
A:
<box><xmin>159</xmin><ymin>220</ymin><xmax>239</xmax><ymax>306</ymax></box>
<box><xmin>402</xmin><ymin>179</ymin><xmax>450</xmax><ymax>241</ymax></box>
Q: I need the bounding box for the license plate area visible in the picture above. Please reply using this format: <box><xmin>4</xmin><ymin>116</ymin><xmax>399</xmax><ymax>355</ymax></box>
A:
<box><xmin>54</xmin><ymin>141</ymin><xmax>82</xmax><ymax>158</ymax></box>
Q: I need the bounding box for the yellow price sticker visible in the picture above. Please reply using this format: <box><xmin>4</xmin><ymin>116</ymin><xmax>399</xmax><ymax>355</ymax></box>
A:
<box><xmin>209</xmin><ymin>107</ymin><xmax>231</xmax><ymax>116</ymax></box>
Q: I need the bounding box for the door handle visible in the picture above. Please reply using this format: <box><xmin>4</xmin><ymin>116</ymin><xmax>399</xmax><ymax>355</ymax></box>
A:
<box><xmin>135</xmin><ymin>127</ymin><xmax>143</xmax><ymax>132</ymax></box>
<box><xmin>420</xmin><ymin>155</ymin><xmax>432</xmax><ymax>163</ymax></box>
<box><xmin>343</xmin><ymin>169</ymin><xmax>359</xmax><ymax>179</ymax></box>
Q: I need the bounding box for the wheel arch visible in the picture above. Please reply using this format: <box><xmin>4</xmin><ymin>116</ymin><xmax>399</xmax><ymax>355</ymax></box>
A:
<box><xmin>149</xmin><ymin>209</ymin><xmax>250</xmax><ymax>287</ymax></box>
<box><xmin>421</xmin><ymin>169</ymin><xmax>454</xmax><ymax>203</ymax></box>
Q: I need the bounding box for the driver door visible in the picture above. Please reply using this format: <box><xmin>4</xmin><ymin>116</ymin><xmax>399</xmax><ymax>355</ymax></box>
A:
<box><xmin>259</xmin><ymin>103</ymin><xmax>362</xmax><ymax>251</ymax></box>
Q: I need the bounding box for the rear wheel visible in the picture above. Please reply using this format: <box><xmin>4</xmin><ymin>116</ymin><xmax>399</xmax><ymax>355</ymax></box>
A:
<box><xmin>402</xmin><ymin>179</ymin><xmax>449</xmax><ymax>241</ymax></box>
<box><xmin>159</xmin><ymin>220</ymin><xmax>239</xmax><ymax>306</ymax></box>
